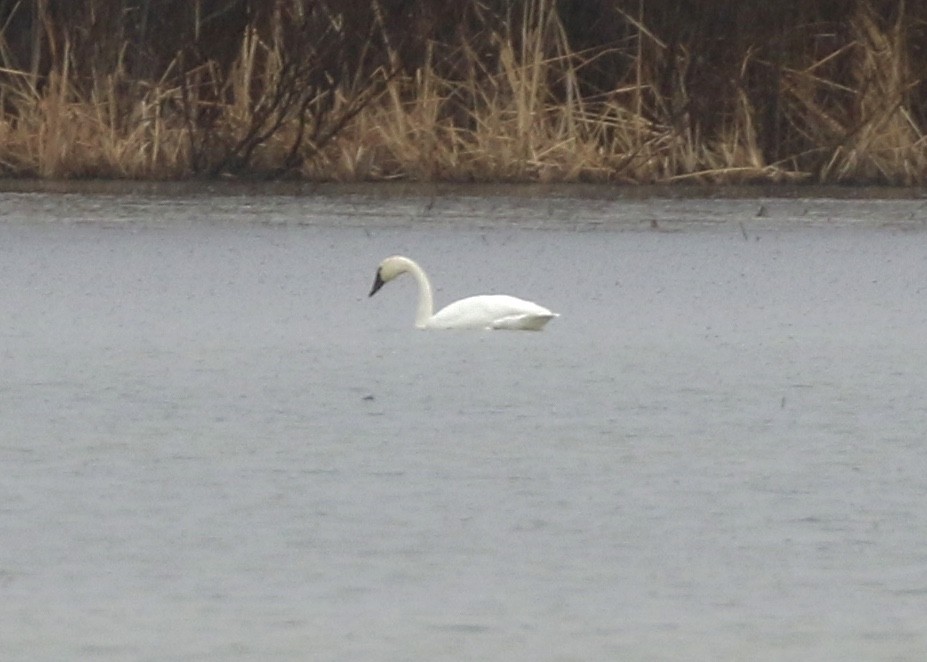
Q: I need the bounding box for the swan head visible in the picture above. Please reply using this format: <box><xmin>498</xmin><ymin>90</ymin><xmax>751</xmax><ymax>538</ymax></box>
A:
<box><xmin>368</xmin><ymin>255</ymin><xmax>412</xmax><ymax>297</ymax></box>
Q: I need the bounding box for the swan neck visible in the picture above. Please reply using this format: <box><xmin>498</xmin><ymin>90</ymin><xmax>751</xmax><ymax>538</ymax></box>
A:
<box><xmin>405</xmin><ymin>259</ymin><xmax>434</xmax><ymax>328</ymax></box>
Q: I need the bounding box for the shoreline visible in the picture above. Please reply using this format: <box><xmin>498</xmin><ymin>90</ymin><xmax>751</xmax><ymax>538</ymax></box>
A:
<box><xmin>0</xmin><ymin>178</ymin><xmax>925</xmax><ymax>201</ymax></box>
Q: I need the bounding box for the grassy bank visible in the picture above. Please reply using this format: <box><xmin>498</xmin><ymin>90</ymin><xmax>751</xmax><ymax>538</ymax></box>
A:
<box><xmin>1</xmin><ymin>0</ymin><xmax>925</xmax><ymax>184</ymax></box>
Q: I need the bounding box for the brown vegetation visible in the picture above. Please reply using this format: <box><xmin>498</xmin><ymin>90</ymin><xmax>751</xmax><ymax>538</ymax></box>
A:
<box><xmin>0</xmin><ymin>0</ymin><xmax>925</xmax><ymax>184</ymax></box>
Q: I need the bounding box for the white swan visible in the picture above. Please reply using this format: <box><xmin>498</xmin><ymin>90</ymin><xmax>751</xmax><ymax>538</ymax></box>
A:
<box><xmin>368</xmin><ymin>255</ymin><xmax>558</xmax><ymax>330</ymax></box>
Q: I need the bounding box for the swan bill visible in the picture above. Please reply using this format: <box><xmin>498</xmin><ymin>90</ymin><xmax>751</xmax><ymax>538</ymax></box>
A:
<box><xmin>369</xmin><ymin>270</ymin><xmax>386</xmax><ymax>297</ymax></box>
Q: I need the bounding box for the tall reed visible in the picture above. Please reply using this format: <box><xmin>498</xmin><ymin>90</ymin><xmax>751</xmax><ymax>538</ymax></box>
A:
<box><xmin>0</xmin><ymin>0</ymin><xmax>925</xmax><ymax>184</ymax></box>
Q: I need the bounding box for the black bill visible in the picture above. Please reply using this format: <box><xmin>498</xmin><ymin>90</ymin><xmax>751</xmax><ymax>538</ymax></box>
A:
<box><xmin>369</xmin><ymin>270</ymin><xmax>385</xmax><ymax>297</ymax></box>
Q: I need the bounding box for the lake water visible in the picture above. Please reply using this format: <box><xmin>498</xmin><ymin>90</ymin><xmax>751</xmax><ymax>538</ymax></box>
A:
<box><xmin>1</xmin><ymin>185</ymin><xmax>926</xmax><ymax>660</ymax></box>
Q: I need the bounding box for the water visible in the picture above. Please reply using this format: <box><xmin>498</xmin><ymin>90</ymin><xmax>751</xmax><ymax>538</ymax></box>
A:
<box><xmin>1</xmin><ymin>186</ymin><xmax>927</xmax><ymax>660</ymax></box>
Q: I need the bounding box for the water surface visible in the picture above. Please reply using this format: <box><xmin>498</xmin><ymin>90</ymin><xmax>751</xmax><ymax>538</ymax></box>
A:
<box><xmin>1</xmin><ymin>186</ymin><xmax>926</xmax><ymax>660</ymax></box>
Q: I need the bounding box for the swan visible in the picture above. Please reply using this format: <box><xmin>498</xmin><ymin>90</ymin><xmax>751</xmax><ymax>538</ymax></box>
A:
<box><xmin>368</xmin><ymin>255</ymin><xmax>558</xmax><ymax>330</ymax></box>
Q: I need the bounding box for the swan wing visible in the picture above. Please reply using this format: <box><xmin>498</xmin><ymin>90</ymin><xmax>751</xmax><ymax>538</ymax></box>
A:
<box><xmin>490</xmin><ymin>311</ymin><xmax>558</xmax><ymax>331</ymax></box>
<box><xmin>428</xmin><ymin>295</ymin><xmax>557</xmax><ymax>330</ymax></box>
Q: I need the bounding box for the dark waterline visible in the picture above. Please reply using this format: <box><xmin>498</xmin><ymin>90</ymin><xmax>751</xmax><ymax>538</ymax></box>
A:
<box><xmin>2</xmin><ymin>178</ymin><xmax>927</xmax><ymax>201</ymax></box>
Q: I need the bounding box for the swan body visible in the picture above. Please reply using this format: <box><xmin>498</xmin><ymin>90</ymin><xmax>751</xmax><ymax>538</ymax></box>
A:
<box><xmin>369</xmin><ymin>255</ymin><xmax>558</xmax><ymax>331</ymax></box>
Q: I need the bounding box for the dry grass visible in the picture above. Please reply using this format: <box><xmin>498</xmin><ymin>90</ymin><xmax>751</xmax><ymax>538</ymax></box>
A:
<box><xmin>0</xmin><ymin>53</ymin><xmax>191</xmax><ymax>179</ymax></box>
<box><xmin>778</xmin><ymin>3</ymin><xmax>927</xmax><ymax>184</ymax></box>
<box><xmin>310</xmin><ymin>0</ymin><xmax>811</xmax><ymax>184</ymax></box>
<box><xmin>0</xmin><ymin>0</ymin><xmax>926</xmax><ymax>184</ymax></box>
<box><xmin>315</xmin><ymin>3</ymin><xmax>617</xmax><ymax>183</ymax></box>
